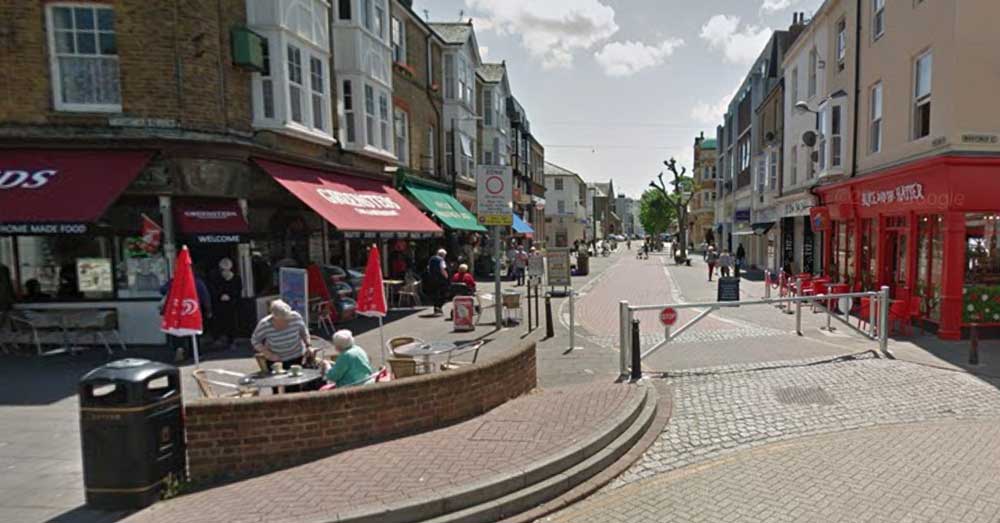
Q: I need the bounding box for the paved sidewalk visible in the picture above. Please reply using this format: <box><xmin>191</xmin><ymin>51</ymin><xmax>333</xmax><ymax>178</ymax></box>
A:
<box><xmin>123</xmin><ymin>382</ymin><xmax>640</xmax><ymax>523</ymax></box>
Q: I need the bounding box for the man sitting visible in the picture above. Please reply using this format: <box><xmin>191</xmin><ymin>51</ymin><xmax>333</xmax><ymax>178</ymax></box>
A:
<box><xmin>321</xmin><ymin>330</ymin><xmax>374</xmax><ymax>388</ymax></box>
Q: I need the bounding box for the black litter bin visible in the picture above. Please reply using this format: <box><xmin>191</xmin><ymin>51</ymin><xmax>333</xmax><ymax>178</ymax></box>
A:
<box><xmin>79</xmin><ymin>358</ymin><xmax>185</xmax><ymax>509</ymax></box>
<box><xmin>576</xmin><ymin>253</ymin><xmax>590</xmax><ymax>276</ymax></box>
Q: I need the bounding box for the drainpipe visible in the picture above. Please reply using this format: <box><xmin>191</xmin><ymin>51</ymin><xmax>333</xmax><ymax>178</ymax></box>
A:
<box><xmin>850</xmin><ymin>0</ymin><xmax>862</xmax><ymax>177</ymax></box>
<box><xmin>425</xmin><ymin>33</ymin><xmax>446</xmax><ymax>190</ymax></box>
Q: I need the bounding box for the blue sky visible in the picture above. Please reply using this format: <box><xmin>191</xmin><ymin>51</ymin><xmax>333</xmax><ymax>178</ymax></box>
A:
<box><xmin>412</xmin><ymin>0</ymin><xmax>825</xmax><ymax>198</ymax></box>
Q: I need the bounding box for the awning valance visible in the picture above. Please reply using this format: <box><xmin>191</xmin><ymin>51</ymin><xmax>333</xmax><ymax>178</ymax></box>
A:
<box><xmin>403</xmin><ymin>182</ymin><xmax>486</xmax><ymax>232</ymax></box>
<box><xmin>0</xmin><ymin>149</ymin><xmax>152</xmax><ymax>232</ymax></box>
<box><xmin>174</xmin><ymin>200</ymin><xmax>249</xmax><ymax>244</ymax></box>
<box><xmin>512</xmin><ymin>214</ymin><xmax>534</xmax><ymax>235</ymax></box>
<box><xmin>254</xmin><ymin>159</ymin><xmax>443</xmax><ymax>235</ymax></box>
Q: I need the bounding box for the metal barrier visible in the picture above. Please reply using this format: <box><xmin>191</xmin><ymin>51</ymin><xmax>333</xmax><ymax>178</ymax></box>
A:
<box><xmin>618</xmin><ymin>285</ymin><xmax>892</xmax><ymax>379</ymax></box>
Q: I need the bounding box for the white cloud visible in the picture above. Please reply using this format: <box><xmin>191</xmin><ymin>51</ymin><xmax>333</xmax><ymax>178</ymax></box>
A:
<box><xmin>479</xmin><ymin>46</ymin><xmax>490</xmax><ymax>59</ymax></box>
<box><xmin>761</xmin><ymin>0</ymin><xmax>797</xmax><ymax>12</ymax></box>
<box><xmin>465</xmin><ymin>0</ymin><xmax>619</xmax><ymax>69</ymax></box>
<box><xmin>594</xmin><ymin>38</ymin><xmax>684</xmax><ymax>77</ymax></box>
<box><xmin>699</xmin><ymin>14</ymin><xmax>772</xmax><ymax>65</ymax></box>
<box><xmin>690</xmin><ymin>84</ymin><xmax>741</xmax><ymax>126</ymax></box>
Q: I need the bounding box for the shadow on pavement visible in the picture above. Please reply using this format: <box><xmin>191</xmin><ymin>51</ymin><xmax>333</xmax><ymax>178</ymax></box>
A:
<box><xmin>46</xmin><ymin>506</ymin><xmax>131</xmax><ymax>523</ymax></box>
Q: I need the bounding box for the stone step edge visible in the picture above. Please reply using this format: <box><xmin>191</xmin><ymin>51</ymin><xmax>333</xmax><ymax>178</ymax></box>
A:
<box><xmin>425</xmin><ymin>384</ymin><xmax>661</xmax><ymax>523</ymax></box>
<box><xmin>329</xmin><ymin>384</ymin><xmax>650</xmax><ymax>523</ymax></box>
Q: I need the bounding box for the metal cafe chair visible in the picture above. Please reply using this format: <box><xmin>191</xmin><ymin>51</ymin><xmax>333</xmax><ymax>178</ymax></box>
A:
<box><xmin>192</xmin><ymin>369</ymin><xmax>258</xmax><ymax>399</ymax></box>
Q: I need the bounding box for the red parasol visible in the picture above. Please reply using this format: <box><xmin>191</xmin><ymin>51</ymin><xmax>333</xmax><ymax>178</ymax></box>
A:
<box><xmin>356</xmin><ymin>244</ymin><xmax>387</xmax><ymax>318</ymax></box>
<box><xmin>160</xmin><ymin>246</ymin><xmax>204</xmax><ymax>364</ymax></box>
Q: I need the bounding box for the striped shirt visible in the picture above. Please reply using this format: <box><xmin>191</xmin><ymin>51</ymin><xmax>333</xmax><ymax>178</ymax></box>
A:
<box><xmin>250</xmin><ymin>312</ymin><xmax>308</xmax><ymax>361</ymax></box>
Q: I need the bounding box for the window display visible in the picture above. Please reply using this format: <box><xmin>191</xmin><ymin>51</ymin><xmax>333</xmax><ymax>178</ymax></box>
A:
<box><xmin>16</xmin><ymin>235</ymin><xmax>114</xmax><ymax>300</ymax></box>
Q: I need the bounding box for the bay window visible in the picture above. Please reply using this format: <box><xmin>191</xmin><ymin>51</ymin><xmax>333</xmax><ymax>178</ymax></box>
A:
<box><xmin>378</xmin><ymin>92</ymin><xmax>390</xmax><ymax>151</ymax></box>
<box><xmin>343</xmin><ymin>80</ymin><xmax>356</xmax><ymax>142</ymax></box>
<box><xmin>364</xmin><ymin>84</ymin><xmax>376</xmax><ymax>146</ymax></box>
<box><xmin>768</xmin><ymin>149</ymin><xmax>778</xmax><ymax>189</ymax></box>
<box><xmin>250</xmin><ymin>1</ymin><xmax>333</xmax><ymax>143</ymax></box>
<box><xmin>483</xmin><ymin>89</ymin><xmax>493</xmax><ymax>126</ymax></box>
<box><xmin>46</xmin><ymin>4</ymin><xmax>121</xmax><ymax>112</ymax></box>
<box><xmin>830</xmin><ymin>105</ymin><xmax>842</xmax><ymax>168</ymax></box>
<box><xmin>444</xmin><ymin>54</ymin><xmax>456</xmax><ymax>99</ymax></box>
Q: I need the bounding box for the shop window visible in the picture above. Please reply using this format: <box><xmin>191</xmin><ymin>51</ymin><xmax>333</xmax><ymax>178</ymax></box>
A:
<box><xmin>860</xmin><ymin>219</ymin><xmax>876</xmax><ymax>290</ymax></box>
<box><xmin>964</xmin><ymin>213</ymin><xmax>1000</xmax><ymax>323</ymax></box>
<box><xmin>916</xmin><ymin>215</ymin><xmax>943</xmax><ymax>322</ymax></box>
<box><xmin>47</xmin><ymin>4</ymin><xmax>121</xmax><ymax>112</ymax></box>
<box><xmin>15</xmin><ymin>236</ymin><xmax>115</xmax><ymax>301</ymax></box>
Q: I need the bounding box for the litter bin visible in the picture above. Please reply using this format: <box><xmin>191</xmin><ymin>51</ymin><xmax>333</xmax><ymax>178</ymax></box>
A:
<box><xmin>79</xmin><ymin>358</ymin><xmax>185</xmax><ymax>509</ymax></box>
<box><xmin>576</xmin><ymin>253</ymin><xmax>590</xmax><ymax>276</ymax></box>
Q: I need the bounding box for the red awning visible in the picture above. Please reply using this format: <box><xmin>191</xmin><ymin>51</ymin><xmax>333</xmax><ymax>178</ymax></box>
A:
<box><xmin>254</xmin><ymin>159</ymin><xmax>443</xmax><ymax>235</ymax></box>
<box><xmin>0</xmin><ymin>149</ymin><xmax>152</xmax><ymax>227</ymax></box>
<box><xmin>174</xmin><ymin>200</ymin><xmax>249</xmax><ymax>234</ymax></box>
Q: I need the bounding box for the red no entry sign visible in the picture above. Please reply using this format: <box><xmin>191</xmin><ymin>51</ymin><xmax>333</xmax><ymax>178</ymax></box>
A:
<box><xmin>660</xmin><ymin>307</ymin><xmax>678</xmax><ymax>327</ymax></box>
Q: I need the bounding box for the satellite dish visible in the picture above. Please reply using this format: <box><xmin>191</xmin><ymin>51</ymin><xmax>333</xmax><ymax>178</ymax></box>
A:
<box><xmin>810</xmin><ymin>150</ymin><xmax>820</xmax><ymax>163</ymax></box>
<box><xmin>765</xmin><ymin>131</ymin><xmax>776</xmax><ymax>143</ymax></box>
<box><xmin>802</xmin><ymin>130</ymin><xmax>817</xmax><ymax>147</ymax></box>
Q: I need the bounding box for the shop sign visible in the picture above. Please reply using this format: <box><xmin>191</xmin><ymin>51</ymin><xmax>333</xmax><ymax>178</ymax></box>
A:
<box><xmin>0</xmin><ymin>222</ymin><xmax>88</xmax><ymax>235</ymax></box>
<box><xmin>0</xmin><ymin>169</ymin><xmax>58</xmax><ymax>189</ymax></box>
<box><xmin>961</xmin><ymin>133</ymin><xmax>999</xmax><ymax>145</ymax></box>
<box><xmin>860</xmin><ymin>183</ymin><xmax>925</xmax><ymax>208</ymax></box>
<box><xmin>316</xmin><ymin>189</ymin><xmax>402</xmax><ymax>216</ymax></box>
<box><xmin>182</xmin><ymin>209</ymin><xmax>240</xmax><ymax>221</ymax></box>
<box><xmin>734</xmin><ymin>208</ymin><xmax>751</xmax><ymax>222</ymax></box>
<box><xmin>476</xmin><ymin>165</ymin><xmax>513</xmax><ymax>226</ymax></box>
<box><xmin>782</xmin><ymin>197</ymin><xmax>814</xmax><ymax>217</ymax></box>
<box><xmin>546</xmin><ymin>249</ymin><xmax>571</xmax><ymax>287</ymax></box>
<box><xmin>809</xmin><ymin>207</ymin><xmax>831</xmax><ymax>232</ymax></box>
<box><xmin>192</xmin><ymin>234</ymin><xmax>244</xmax><ymax>244</ymax></box>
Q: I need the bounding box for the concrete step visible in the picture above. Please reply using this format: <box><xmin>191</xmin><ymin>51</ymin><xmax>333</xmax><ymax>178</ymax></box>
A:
<box><xmin>336</xmin><ymin>383</ymin><xmax>654</xmax><ymax>523</ymax></box>
<box><xmin>421</xmin><ymin>384</ymin><xmax>661</xmax><ymax>523</ymax></box>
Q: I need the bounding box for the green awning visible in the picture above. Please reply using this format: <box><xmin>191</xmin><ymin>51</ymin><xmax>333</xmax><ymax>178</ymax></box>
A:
<box><xmin>404</xmin><ymin>182</ymin><xmax>487</xmax><ymax>232</ymax></box>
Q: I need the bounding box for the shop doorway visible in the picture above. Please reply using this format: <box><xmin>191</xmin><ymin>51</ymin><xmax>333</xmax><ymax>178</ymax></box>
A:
<box><xmin>882</xmin><ymin>230</ymin><xmax>909</xmax><ymax>298</ymax></box>
<box><xmin>188</xmin><ymin>242</ymin><xmax>239</xmax><ymax>278</ymax></box>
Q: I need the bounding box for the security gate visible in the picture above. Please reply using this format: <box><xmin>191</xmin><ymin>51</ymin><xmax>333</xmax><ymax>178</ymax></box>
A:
<box><xmin>618</xmin><ymin>286</ymin><xmax>892</xmax><ymax>379</ymax></box>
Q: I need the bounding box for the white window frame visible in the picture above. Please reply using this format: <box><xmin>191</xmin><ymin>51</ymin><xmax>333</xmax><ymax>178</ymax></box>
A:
<box><xmin>46</xmin><ymin>3</ymin><xmax>122</xmax><ymax>113</ymax></box>
<box><xmin>483</xmin><ymin>89</ymin><xmax>493</xmax><ymax>126</ymax></box>
<box><xmin>870</xmin><ymin>82</ymin><xmax>883</xmax><ymax>153</ymax></box>
<box><xmin>873</xmin><ymin>0</ymin><xmax>886</xmax><ymax>41</ymax></box>
<box><xmin>393</xmin><ymin>107</ymin><xmax>408</xmax><ymax>165</ymax></box>
<box><xmin>768</xmin><ymin>149</ymin><xmax>778</xmax><ymax>189</ymax></box>
<box><xmin>913</xmin><ymin>51</ymin><xmax>933</xmax><ymax>140</ymax></box>
<box><xmin>830</xmin><ymin>104</ymin><xmax>843</xmax><ymax>168</ymax></box>
<box><xmin>390</xmin><ymin>15</ymin><xmax>405</xmax><ymax>64</ymax></box>
<box><xmin>426</xmin><ymin>126</ymin><xmax>435</xmax><ymax>173</ymax></box>
<box><xmin>250</xmin><ymin>1</ymin><xmax>333</xmax><ymax>144</ymax></box>
<box><xmin>444</xmin><ymin>54</ymin><xmax>456</xmax><ymax>100</ymax></box>
<box><xmin>364</xmin><ymin>83</ymin><xmax>376</xmax><ymax>146</ymax></box>
<box><xmin>790</xmin><ymin>66</ymin><xmax>799</xmax><ymax>104</ymax></box>
<box><xmin>790</xmin><ymin>145</ymin><xmax>798</xmax><ymax>186</ymax></box>
<box><xmin>378</xmin><ymin>91</ymin><xmax>391</xmax><ymax>152</ymax></box>
<box><xmin>816</xmin><ymin>110</ymin><xmax>827</xmax><ymax>171</ymax></box>
<box><xmin>836</xmin><ymin>19</ymin><xmax>847</xmax><ymax>65</ymax></box>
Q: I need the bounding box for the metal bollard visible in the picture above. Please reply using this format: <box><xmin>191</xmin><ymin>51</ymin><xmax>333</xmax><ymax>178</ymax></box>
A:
<box><xmin>619</xmin><ymin>301</ymin><xmax>629</xmax><ymax>377</ymax></box>
<box><xmin>630</xmin><ymin>318</ymin><xmax>642</xmax><ymax>381</ymax></box>
<box><xmin>795</xmin><ymin>280</ymin><xmax>803</xmax><ymax>335</ymax></box>
<box><xmin>879</xmin><ymin>286</ymin><xmax>891</xmax><ymax>357</ymax></box>
<box><xmin>869</xmin><ymin>293</ymin><xmax>878</xmax><ymax>338</ymax></box>
<box><xmin>970</xmin><ymin>325</ymin><xmax>980</xmax><ymax>366</ymax></box>
<box><xmin>544</xmin><ymin>295</ymin><xmax>554</xmax><ymax>338</ymax></box>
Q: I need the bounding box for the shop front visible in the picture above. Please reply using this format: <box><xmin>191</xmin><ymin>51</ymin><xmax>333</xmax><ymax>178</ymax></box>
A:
<box><xmin>398</xmin><ymin>177</ymin><xmax>486</xmax><ymax>276</ymax></box>
<box><xmin>776</xmin><ymin>194</ymin><xmax>818</xmax><ymax>275</ymax></box>
<box><xmin>815</xmin><ymin>155</ymin><xmax>1000</xmax><ymax>340</ymax></box>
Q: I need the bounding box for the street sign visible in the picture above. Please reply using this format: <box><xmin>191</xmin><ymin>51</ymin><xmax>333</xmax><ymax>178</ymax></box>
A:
<box><xmin>659</xmin><ymin>307</ymin><xmax>678</xmax><ymax>327</ymax></box>
<box><xmin>717</xmin><ymin>277</ymin><xmax>740</xmax><ymax>302</ymax></box>
<box><xmin>476</xmin><ymin>165</ymin><xmax>513</xmax><ymax>226</ymax></box>
<box><xmin>546</xmin><ymin>249</ymin><xmax>571</xmax><ymax>287</ymax></box>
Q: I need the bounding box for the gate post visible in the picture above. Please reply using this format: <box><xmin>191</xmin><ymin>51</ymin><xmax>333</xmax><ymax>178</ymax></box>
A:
<box><xmin>619</xmin><ymin>301</ymin><xmax>629</xmax><ymax>378</ymax></box>
<box><xmin>630</xmin><ymin>318</ymin><xmax>642</xmax><ymax>381</ymax></box>
<box><xmin>879</xmin><ymin>286</ymin><xmax>891</xmax><ymax>357</ymax></box>
<box><xmin>869</xmin><ymin>292</ymin><xmax>878</xmax><ymax>337</ymax></box>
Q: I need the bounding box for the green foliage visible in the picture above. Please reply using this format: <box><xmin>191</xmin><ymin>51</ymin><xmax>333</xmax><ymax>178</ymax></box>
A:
<box><xmin>161</xmin><ymin>473</ymin><xmax>191</xmax><ymax>500</ymax></box>
<box><xmin>639</xmin><ymin>189</ymin><xmax>677</xmax><ymax>236</ymax></box>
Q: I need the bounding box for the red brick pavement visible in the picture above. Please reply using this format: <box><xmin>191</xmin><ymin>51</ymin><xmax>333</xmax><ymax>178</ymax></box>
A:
<box><xmin>577</xmin><ymin>255</ymin><xmax>729</xmax><ymax>338</ymax></box>
<box><xmin>122</xmin><ymin>382</ymin><xmax>638</xmax><ymax>523</ymax></box>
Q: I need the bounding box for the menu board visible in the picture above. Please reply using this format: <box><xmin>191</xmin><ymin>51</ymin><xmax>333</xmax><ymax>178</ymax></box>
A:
<box><xmin>546</xmin><ymin>249</ymin><xmax>571</xmax><ymax>287</ymax></box>
<box><xmin>77</xmin><ymin>258</ymin><xmax>113</xmax><ymax>293</ymax></box>
<box><xmin>717</xmin><ymin>277</ymin><xmax>741</xmax><ymax>303</ymax></box>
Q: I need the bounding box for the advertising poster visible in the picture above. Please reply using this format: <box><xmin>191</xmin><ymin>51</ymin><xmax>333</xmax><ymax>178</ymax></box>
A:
<box><xmin>76</xmin><ymin>258</ymin><xmax>113</xmax><ymax>293</ymax></box>
<box><xmin>279</xmin><ymin>267</ymin><xmax>309</xmax><ymax>325</ymax></box>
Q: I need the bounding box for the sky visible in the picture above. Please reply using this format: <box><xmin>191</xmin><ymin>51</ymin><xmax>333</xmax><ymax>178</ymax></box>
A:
<box><xmin>411</xmin><ymin>0</ymin><xmax>825</xmax><ymax>199</ymax></box>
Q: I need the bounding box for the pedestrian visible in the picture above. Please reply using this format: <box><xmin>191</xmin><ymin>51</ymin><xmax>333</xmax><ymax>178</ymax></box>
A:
<box><xmin>514</xmin><ymin>245</ymin><xmax>529</xmax><ymax>286</ymax></box>
<box><xmin>706</xmin><ymin>246</ymin><xmax>719</xmax><ymax>281</ymax></box>
<box><xmin>506</xmin><ymin>241</ymin><xmax>518</xmax><ymax>281</ymax></box>
<box><xmin>208</xmin><ymin>257</ymin><xmax>241</xmax><ymax>350</ymax></box>
<box><xmin>719</xmin><ymin>250</ymin><xmax>733</xmax><ymax>278</ymax></box>
<box><xmin>736</xmin><ymin>243</ymin><xmax>746</xmax><ymax>274</ymax></box>
<box><xmin>425</xmin><ymin>248</ymin><xmax>449</xmax><ymax>315</ymax></box>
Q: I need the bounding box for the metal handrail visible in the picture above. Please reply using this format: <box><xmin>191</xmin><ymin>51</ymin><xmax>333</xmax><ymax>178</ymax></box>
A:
<box><xmin>627</xmin><ymin>291</ymin><xmax>880</xmax><ymax>312</ymax></box>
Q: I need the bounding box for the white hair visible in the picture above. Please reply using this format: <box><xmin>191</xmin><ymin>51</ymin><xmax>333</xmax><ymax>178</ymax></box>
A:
<box><xmin>333</xmin><ymin>329</ymin><xmax>354</xmax><ymax>349</ymax></box>
<box><xmin>437</xmin><ymin>248</ymin><xmax>447</xmax><ymax>257</ymax></box>
<box><xmin>269</xmin><ymin>299</ymin><xmax>294</xmax><ymax>319</ymax></box>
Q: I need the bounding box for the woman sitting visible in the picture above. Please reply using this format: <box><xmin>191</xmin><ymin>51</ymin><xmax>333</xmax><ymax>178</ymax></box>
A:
<box><xmin>450</xmin><ymin>263</ymin><xmax>476</xmax><ymax>293</ymax></box>
<box><xmin>321</xmin><ymin>330</ymin><xmax>374</xmax><ymax>388</ymax></box>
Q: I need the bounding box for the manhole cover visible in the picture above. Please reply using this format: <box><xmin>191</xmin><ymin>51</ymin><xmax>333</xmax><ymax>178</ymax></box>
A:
<box><xmin>470</xmin><ymin>421</ymin><xmax>540</xmax><ymax>442</ymax></box>
<box><xmin>774</xmin><ymin>386</ymin><xmax>836</xmax><ymax>405</ymax></box>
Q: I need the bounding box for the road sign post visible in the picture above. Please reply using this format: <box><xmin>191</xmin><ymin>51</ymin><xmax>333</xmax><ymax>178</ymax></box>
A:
<box><xmin>477</xmin><ymin>165</ymin><xmax>513</xmax><ymax>328</ymax></box>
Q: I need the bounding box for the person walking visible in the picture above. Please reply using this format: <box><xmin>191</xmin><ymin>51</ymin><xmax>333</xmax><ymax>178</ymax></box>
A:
<box><xmin>735</xmin><ymin>243</ymin><xmax>746</xmax><ymax>278</ymax></box>
<box><xmin>706</xmin><ymin>246</ymin><xmax>719</xmax><ymax>281</ymax></box>
<box><xmin>514</xmin><ymin>245</ymin><xmax>529</xmax><ymax>286</ymax></box>
<box><xmin>426</xmin><ymin>248</ymin><xmax>449</xmax><ymax>315</ymax></box>
<box><xmin>719</xmin><ymin>250</ymin><xmax>734</xmax><ymax>278</ymax></box>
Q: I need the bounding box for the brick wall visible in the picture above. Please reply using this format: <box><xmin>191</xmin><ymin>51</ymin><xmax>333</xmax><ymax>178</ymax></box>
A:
<box><xmin>0</xmin><ymin>0</ymin><xmax>252</xmax><ymax>133</ymax></box>
<box><xmin>183</xmin><ymin>341</ymin><xmax>537</xmax><ymax>482</ymax></box>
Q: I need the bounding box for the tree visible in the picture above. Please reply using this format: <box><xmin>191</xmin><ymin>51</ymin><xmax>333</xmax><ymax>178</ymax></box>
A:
<box><xmin>638</xmin><ymin>188</ymin><xmax>677</xmax><ymax>237</ymax></box>
<box><xmin>650</xmin><ymin>158</ymin><xmax>696</xmax><ymax>261</ymax></box>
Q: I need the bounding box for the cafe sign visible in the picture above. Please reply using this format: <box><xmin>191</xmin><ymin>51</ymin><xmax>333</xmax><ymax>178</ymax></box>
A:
<box><xmin>860</xmin><ymin>183</ymin><xmax>925</xmax><ymax>208</ymax></box>
<box><xmin>782</xmin><ymin>197</ymin><xmax>815</xmax><ymax>217</ymax></box>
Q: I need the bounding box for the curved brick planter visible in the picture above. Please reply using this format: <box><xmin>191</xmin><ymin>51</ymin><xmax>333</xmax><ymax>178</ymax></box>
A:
<box><xmin>183</xmin><ymin>341</ymin><xmax>537</xmax><ymax>482</ymax></box>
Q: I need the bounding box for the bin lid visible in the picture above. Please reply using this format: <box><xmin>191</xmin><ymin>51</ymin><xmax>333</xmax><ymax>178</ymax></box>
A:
<box><xmin>80</xmin><ymin>358</ymin><xmax>177</xmax><ymax>385</ymax></box>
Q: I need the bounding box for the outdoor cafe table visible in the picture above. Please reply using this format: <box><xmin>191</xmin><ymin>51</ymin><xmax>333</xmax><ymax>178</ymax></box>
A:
<box><xmin>240</xmin><ymin>368</ymin><xmax>323</xmax><ymax>394</ymax></box>
<box><xmin>393</xmin><ymin>341</ymin><xmax>458</xmax><ymax>372</ymax></box>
